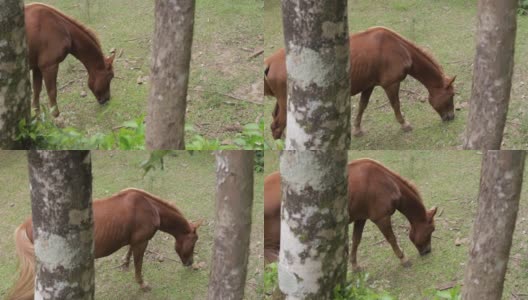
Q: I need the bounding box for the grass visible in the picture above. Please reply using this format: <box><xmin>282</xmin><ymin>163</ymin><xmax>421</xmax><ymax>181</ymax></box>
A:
<box><xmin>28</xmin><ymin>0</ymin><xmax>263</xmax><ymax>144</ymax></box>
<box><xmin>264</xmin><ymin>151</ymin><xmax>528</xmax><ymax>299</ymax></box>
<box><xmin>264</xmin><ymin>0</ymin><xmax>528</xmax><ymax>150</ymax></box>
<box><xmin>0</xmin><ymin>151</ymin><xmax>263</xmax><ymax>299</ymax></box>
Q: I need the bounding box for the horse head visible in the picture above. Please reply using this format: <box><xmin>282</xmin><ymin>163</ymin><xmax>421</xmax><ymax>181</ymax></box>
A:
<box><xmin>409</xmin><ymin>206</ymin><xmax>437</xmax><ymax>256</ymax></box>
<box><xmin>429</xmin><ymin>76</ymin><xmax>456</xmax><ymax>122</ymax></box>
<box><xmin>88</xmin><ymin>52</ymin><xmax>115</xmax><ymax>105</ymax></box>
<box><xmin>175</xmin><ymin>219</ymin><xmax>203</xmax><ymax>266</ymax></box>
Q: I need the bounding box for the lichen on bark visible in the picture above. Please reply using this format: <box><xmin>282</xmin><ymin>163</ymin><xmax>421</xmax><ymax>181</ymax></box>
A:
<box><xmin>28</xmin><ymin>150</ymin><xmax>95</xmax><ymax>299</ymax></box>
<box><xmin>0</xmin><ymin>0</ymin><xmax>31</xmax><ymax>149</ymax></box>
<box><xmin>279</xmin><ymin>151</ymin><xmax>349</xmax><ymax>299</ymax></box>
<box><xmin>281</xmin><ymin>0</ymin><xmax>351</xmax><ymax>150</ymax></box>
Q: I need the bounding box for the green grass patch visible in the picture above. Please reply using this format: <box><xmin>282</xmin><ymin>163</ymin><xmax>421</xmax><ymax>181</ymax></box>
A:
<box><xmin>29</xmin><ymin>0</ymin><xmax>263</xmax><ymax>147</ymax></box>
<box><xmin>264</xmin><ymin>0</ymin><xmax>528</xmax><ymax>149</ymax></box>
<box><xmin>264</xmin><ymin>151</ymin><xmax>528</xmax><ymax>299</ymax></box>
<box><xmin>0</xmin><ymin>151</ymin><xmax>264</xmax><ymax>299</ymax></box>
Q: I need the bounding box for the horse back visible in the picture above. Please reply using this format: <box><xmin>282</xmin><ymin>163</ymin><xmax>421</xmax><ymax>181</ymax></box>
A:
<box><xmin>347</xmin><ymin>159</ymin><xmax>402</xmax><ymax>222</ymax></box>
<box><xmin>24</xmin><ymin>4</ymin><xmax>72</xmax><ymax>68</ymax></box>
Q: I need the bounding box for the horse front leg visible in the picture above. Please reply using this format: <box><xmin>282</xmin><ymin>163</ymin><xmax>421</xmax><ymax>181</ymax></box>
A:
<box><xmin>350</xmin><ymin>219</ymin><xmax>367</xmax><ymax>272</ymax></box>
<box><xmin>383</xmin><ymin>82</ymin><xmax>412</xmax><ymax>132</ymax></box>
<box><xmin>374</xmin><ymin>216</ymin><xmax>411</xmax><ymax>268</ymax></box>
<box><xmin>353</xmin><ymin>87</ymin><xmax>374</xmax><ymax>137</ymax></box>
<box><xmin>132</xmin><ymin>241</ymin><xmax>151</xmax><ymax>292</ymax></box>
<box><xmin>32</xmin><ymin>69</ymin><xmax>43</xmax><ymax>115</ymax></box>
<box><xmin>41</xmin><ymin>64</ymin><xmax>60</xmax><ymax>117</ymax></box>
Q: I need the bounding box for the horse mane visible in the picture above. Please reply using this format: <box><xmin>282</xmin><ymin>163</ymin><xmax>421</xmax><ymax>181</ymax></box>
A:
<box><xmin>117</xmin><ymin>188</ymin><xmax>187</xmax><ymax>217</ymax></box>
<box><xmin>366</xmin><ymin>26</ymin><xmax>445</xmax><ymax>77</ymax></box>
<box><xmin>351</xmin><ymin>158</ymin><xmax>424</xmax><ymax>203</ymax></box>
<box><xmin>26</xmin><ymin>3</ymin><xmax>102</xmax><ymax>50</ymax></box>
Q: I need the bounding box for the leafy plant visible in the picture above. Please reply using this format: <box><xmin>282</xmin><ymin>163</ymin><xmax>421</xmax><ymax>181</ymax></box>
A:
<box><xmin>264</xmin><ymin>262</ymin><xmax>279</xmax><ymax>296</ymax></box>
<box><xmin>334</xmin><ymin>273</ymin><xmax>395</xmax><ymax>300</ymax></box>
<box><xmin>519</xmin><ymin>0</ymin><xmax>528</xmax><ymax>15</ymax></box>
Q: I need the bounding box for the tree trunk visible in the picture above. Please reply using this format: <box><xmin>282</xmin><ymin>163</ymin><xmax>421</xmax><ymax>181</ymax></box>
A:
<box><xmin>279</xmin><ymin>151</ymin><xmax>349</xmax><ymax>299</ymax></box>
<box><xmin>281</xmin><ymin>0</ymin><xmax>351</xmax><ymax>150</ymax></box>
<box><xmin>208</xmin><ymin>150</ymin><xmax>254</xmax><ymax>299</ymax></box>
<box><xmin>462</xmin><ymin>150</ymin><xmax>525</xmax><ymax>300</ymax></box>
<box><xmin>146</xmin><ymin>0</ymin><xmax>195</xmax><ymax>150</ymax></box>
<box><xmin>463</xmin><ymin>0</ymin><xmax>518</xmax><ymax>150</ymax></box>
<box><xmin>27</xmin><ymin>150</ymin><xmax>95</xmax><ymax>299</ymax></box>
<box><xmin>0</xmin><ymin>0</ymin><xmax>31</xmax><ymax>149</ymax></box>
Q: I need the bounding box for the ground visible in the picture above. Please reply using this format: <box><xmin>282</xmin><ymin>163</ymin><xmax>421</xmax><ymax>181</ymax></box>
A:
<box><xmin>0</xmin><ymin>151</ymin><xmax>264</xmax><ymax>299</ymax></box>
<box><xmin>264</xmin><ymin>151</ymin><xmax>528</xmax><ymax>299</ymax></box>
<box><xmin>264</xmin><ymin>0</ymin><xmax>528</xmax><ymax>149</ymax></box>
<box><xmin>29</xmin><ymin>0</ymin><xmax>263</xmax><ymax>143</ymax></box>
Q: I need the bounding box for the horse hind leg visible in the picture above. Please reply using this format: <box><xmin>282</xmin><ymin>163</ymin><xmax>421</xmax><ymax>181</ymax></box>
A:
<box><xmin>383</xmin><ymin>82</ymin><xmax>412</xmax><ymax>132</ymax></box>
<box><xmin>119</xmin><ymin>246</ymin><xmax>132</xmax><ymax>271</ymax></box>
<box><xmin>350</xmin><ymin>219</ymin><xmax>367</xmax><ymax>272</ymax></box>
<box><xmin>374</xmin><ymin>216</ymin><xmax>411</xmax><ymax>268</ymax></box>
<box><xmin>132</xmin><ymin>241</ymin><xmax>151</xmax><ymax>292</ymax></box>
<box><xmin>31</xmin><ymin>69</ymin><xmax>43</xmax><ymax>114</ymax></box>
<box><xmin>41</xmin><ymin>64</ymin><xmax>60</xmax><ymax>117</ymax></box>
<box><xmin>353</xmin><ymin>87</ymin><xmax>374</xmax><ymax>137</ymax></box>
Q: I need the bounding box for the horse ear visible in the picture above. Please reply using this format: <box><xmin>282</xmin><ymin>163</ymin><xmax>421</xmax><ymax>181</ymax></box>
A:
<box><xmin>193</xmin><ymin>219</ymin><xmax>204</xmax><ymax>229</ymax></box>
<box><xmin>429</xmin><ymin>206</ymin><xmax>438</xmax><ymax>217</ymax></box>
<box><xmin>107</xmin><ymin>52</ymin><xmax>116</xmax><ymax>65</ymax></box>
<box><xmin>446</xmin><ymin>76</ymin><xmax>456</xmax><ymax>88</ymax></box>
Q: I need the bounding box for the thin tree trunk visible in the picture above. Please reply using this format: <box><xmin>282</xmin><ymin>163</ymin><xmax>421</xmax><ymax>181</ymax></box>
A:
<box><xmin>462</xmin><ymin>150</ymin><xmax>525</xmax><ymax>300</ymax></box>
<box><xmin>0</xmin><ymin>0</ymin><xmax>31</xmax><ymax>149</ymax></box>
<box><xmin>146</xmin><ymin>0</ymin><xmax>195</xmax><ymax>150</ymax></box>
<box><xmin>27</xmin><ymin>150</ymin><xmax>94</xmax><ymax>299</ymax></box>
<box><xmin>279</xmin><ymin>151</ymin><xmax>349</xmax><ymax>299</ymax></box>
<box><xmin>208</xmin><ymin>150</ymin><xmax>254</xmax><ymax>299</ymax></box>
<box><xmin>281</xmin><ymin>0</ymin><xmax>351</xmax><ymax>150</ymax></box>
<box><xmin>463</xmin><ymin>0</ymin><xmax>518</xmax><ymax>150</ymax></box>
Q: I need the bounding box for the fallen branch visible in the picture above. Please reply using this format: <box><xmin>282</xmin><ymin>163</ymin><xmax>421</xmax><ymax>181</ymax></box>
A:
<box><xmin>249</xmin><ymin>49</ymin><xmax>264</xmax><ymax>59</ymax></box>
<box><xmin>59</xmin><ymin>80</ymin><xmax>75</xmax><ymax>91</ymax></box>
<box><xmin>191</xmin><ymin>87</ymin><xmax>262</xmax><ymax>105</ymax></box>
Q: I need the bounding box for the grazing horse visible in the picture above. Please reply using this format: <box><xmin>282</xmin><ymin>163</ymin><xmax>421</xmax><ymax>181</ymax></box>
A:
<box><xmin>7</xmin><ymin>188</ymin><xmax>202</xmax><ymax>300</ymax></box>
<box><xmin>264</xmin><ymin>26</ymin><xmax>456</xmax><ymax>139</ymax></box>
<box><xmin>264</xmin><ymin>159</ymin><xmax>437</xmax><ymax>271</ymax></box>
<box><xmin>25</xmin><ymin>3</ymin><xmax>115</xmax><ymax>117</ymax></box>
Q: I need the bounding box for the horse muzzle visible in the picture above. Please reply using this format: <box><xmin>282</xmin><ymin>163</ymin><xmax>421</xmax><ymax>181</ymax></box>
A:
<box><xmin>442</xmin><ymin>112</ymin><xmax>455</xmax><ymax>122</ymax></box>
<box><xmin>420</xmin><ymin>247</ymin><xmax>431</xmax><ymax>256</ymax></box>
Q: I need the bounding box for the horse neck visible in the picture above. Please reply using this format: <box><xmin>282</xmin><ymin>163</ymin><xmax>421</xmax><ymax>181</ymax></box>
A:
<box><xmin>395</xmin><ymin>181</ymin><xmax>427</xmax><ymax>226</ymax></box>
<box><xmin>406</xmin><ymin>45</ymin><xmax>445</xmax><ymax>93</ymax></box>
<box><xmin>149</xmin><ymin>198</ymin><xmax>192</xmax><ymax>238</ymax></box>
<box><xmin>68</xmin><ymin>25</ymin><xmax>106</xmax><ymax>76</ymax></box>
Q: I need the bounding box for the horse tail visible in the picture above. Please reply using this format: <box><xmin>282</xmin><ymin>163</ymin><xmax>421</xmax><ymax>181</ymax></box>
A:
<box><xmin>6</xmin><ymin>222</ymin><xmax>35</xmax><ymax>300</ymax></box>
<box><xmin>264</xmin><ymin>65</ymin><xmax>274</xmax><ymax>97</ymax></box>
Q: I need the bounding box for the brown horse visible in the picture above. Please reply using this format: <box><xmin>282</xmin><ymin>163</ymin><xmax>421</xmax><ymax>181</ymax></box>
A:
<box><xmin>264</xmin><ymin>26</ymin><xmax>456</xmax><ymax>139</ymax></box>
<box><xmin>25</xmin><ymin>3</ymin><xmax>115</xmax><ymax>117</ymax></box>
<box><xmin>7</xmin><ymin>188</ymin><xmax>202</xmax><ymax>300</ymax></box>
<box><xmin>264</xmin><ymin>159</ymin><xmax>437</xmax><ymax>271</ymax></box>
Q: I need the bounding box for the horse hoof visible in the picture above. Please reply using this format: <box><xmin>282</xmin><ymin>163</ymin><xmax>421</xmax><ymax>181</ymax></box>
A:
<box><xmin>401</xmin><ymin>123</ymin><xmax>413</xmax><ymax>132</ymax></box>
<box><xmin>401</xmin><ymin>258</ymin><xmax>412</xmax><ymax>268</ymax></box>
<box><xmin>50</xmin><ymin>108</ymin><xmax>60</xmax><ymax>118</ymax></box>
<box><xmin>119</xmin><ymin>264</ymin><xmax>129</xmax><ymax>272</ymax></box>
<box><xmin>352</xmin><ymin>128</ymin><xmax>364</xmax><ymax>137</ymax></box>
<box><xmin>352</xmin><ymin>265</ymin><xmax>363</xmax><ymax>273</ymax></box>
<box><xmin>140</xmin><ymin>283</ymin><xmax>151</xmax><ymax>292</ymax></box>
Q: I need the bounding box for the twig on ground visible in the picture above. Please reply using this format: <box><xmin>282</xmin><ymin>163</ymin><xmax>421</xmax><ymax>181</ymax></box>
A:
<box><xmin>59</xmin><ymin>80</ymin><xmax>75</xmax><ymax>91</ymax></box>
<box><xmin>191</xmin><ymin>87</ymin><xmax>262</xmax><ymax>104</ymax></box>
<box><xmin>249</xmin><ymin>49</ymin><xmax>264</xmax><ymax>59</ymax></box>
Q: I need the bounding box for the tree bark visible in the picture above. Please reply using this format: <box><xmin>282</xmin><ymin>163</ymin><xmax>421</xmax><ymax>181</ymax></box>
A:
<box><xmin>462</xmin><ymin>150</ymin><xmax>525</xmax><ymax>300</ymax></box>
<box><xmin>208</xmin><ymin>150</ymin><xmax>254</xmax><ymax>299</ymax></box>
<box><xmin>279</xmin><ymin>150</ymin><xmax>349</xmax><ymax>299</ymax></box>
<box><xmin>27</xmin><ymin>150</ymin><xmax>95</xmax><ymax>299</ymax></box>
<box><xmin>463</xmin><ymin>0</ymin><xmax>518</xmax><ymax>150</ymax></box>
<box><xmin>281</xmin><ymin>0</ymin><xmax>351</xmax><ymax>150</ymax></box>
<box><xmin>0</xmin><ymin>0</ymin><xmax>31</xmax><ymax>149</ymax></box>
<box><xmin>146</xmin><ymin>0</ymin><xmax>195</xmax><ymax>150</ymax></box>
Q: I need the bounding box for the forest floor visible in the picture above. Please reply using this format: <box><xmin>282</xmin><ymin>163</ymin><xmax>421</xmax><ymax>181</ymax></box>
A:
<box><xmin>264</xmin><ymin>0</ymin><xmax>528</xmax><ymax>150</ymax></box>
<box><xmin>264</xmin><ymin>151</ymin><xmax>528</xmax><ymax>299</ymax></box>
<box><xmin>29</xmin><ymin>0</ymin><xmax>263</xmax><ymax>143</ymax></box>
<box><xmin>0</xmin><ymin>151</ymin><xmax>264</xmax><ymax>299</ymax></box>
